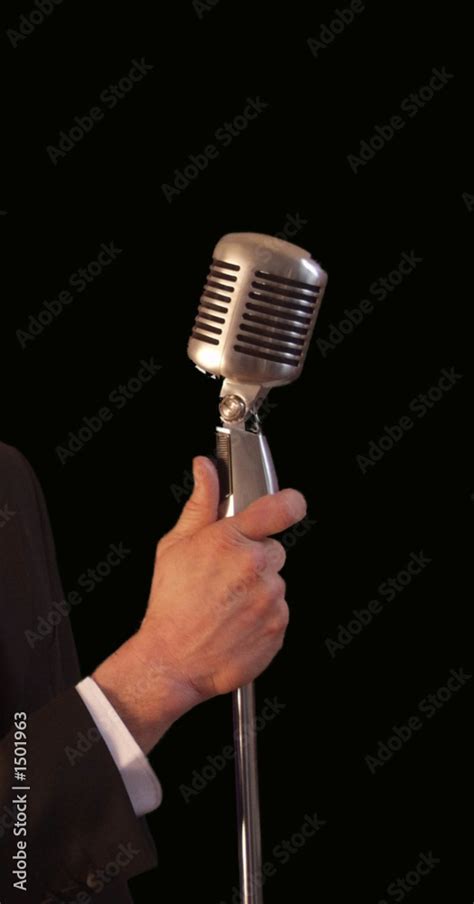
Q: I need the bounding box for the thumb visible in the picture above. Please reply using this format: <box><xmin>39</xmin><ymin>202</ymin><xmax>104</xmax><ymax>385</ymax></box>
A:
<box><xmin>171</xmin><ymin>456</ymin><xmax>220</xmax><ymax>540</ymax></box>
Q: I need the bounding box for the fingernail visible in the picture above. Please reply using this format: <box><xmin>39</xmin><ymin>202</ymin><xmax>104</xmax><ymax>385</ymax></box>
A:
<box><xmin>192</xmin><ymin>457</ymin><xmax>202</xmax><ymax>485</ymax></box>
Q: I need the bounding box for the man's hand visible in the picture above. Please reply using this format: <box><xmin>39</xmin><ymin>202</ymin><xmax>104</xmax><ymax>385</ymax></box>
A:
<box><xmin>93</xmin><ymin>456</ymin><xmax>307</xmax><ymax>754</ymax></box>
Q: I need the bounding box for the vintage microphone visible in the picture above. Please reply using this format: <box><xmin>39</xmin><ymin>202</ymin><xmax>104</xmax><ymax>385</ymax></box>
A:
<box><xmin>187</xmin><ymin>232</ymin><xmax>328</xmax><ymax>903</ymax></box>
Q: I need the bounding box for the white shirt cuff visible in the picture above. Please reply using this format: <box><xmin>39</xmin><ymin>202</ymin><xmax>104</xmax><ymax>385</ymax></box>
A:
<box><xmin>75</xmin><ymin>676</ymin><xmax>163</xmax><ymax>817</ymax></box>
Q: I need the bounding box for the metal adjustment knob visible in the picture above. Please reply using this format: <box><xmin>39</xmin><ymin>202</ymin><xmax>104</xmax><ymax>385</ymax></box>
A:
<box><xmin>219</xmin><ymin>394</ymin><xmax>247</xmax><ymax>423</ymax></box>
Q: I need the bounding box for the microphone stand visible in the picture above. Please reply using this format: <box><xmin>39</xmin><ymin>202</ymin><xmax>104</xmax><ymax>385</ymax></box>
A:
<box><xmin>215</xmin><ymin>385</ymin><xmax>278</xmax><ymax>904</ymax></box>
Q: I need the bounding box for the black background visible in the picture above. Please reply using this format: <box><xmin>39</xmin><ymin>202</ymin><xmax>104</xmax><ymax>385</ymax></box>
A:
<box><xmin>0</xmin><ymin>0</ymin><xmax>472</xmax><ymax>901</ymax></box>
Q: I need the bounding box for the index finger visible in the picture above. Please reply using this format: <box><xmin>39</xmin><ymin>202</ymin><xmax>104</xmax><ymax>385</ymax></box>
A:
<box><xmin>227</xmin><ymin>489</ymin><xmax>307</xmax><ymax>541</ymax></box>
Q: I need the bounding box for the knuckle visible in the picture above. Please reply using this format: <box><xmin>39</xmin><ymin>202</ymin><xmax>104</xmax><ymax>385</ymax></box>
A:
<box><xmin>277</xmin><ymin>599</ymin><xmax>290</xmax><ymax>629</ymax></box>
<box><xmin>266</xmin><ymin>540</ymin><xmax>286</xmax><ymax>570</ymax></box>
<box><xmin>242</xmin><ymin>544</ymin><xmax>266</xmax><ymax>577</ymax></box>
<box><xmin>252</xmin><ymin>586</ymin><xmax>273</xmax><ymax>617</ymax></box>
<box><xmin>254</xmin><ymin>575</ymin><xmax>284</xmax><ymax>613</ymax></box>
<box><xmin>270</xmin><ymin>573</ymin><xmax>286</xmax><ymax>598</ymax></box>
<box><xmin>223</xmin><ymin>576</ymin><xmax>247</xmax><ymax>608</ymax></box>
<box><xmin>266</xmin><ymin>605</ymin><xmax>289</xmax><ymax>640</ymax></box>
<box><xmin>215</xmin><ymin>522</ymin><xmax>245</xmax><ymax>552</ymax></box>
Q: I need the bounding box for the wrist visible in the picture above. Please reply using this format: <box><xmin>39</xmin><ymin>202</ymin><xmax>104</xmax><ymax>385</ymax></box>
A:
<box><xmin>92</xmin><ymin>628</ymin><xmax>201</xmax><ymax>755</ymax></box>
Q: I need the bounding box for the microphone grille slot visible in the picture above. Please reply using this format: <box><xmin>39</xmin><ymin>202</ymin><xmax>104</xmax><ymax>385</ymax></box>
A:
<box><xmin>233</xmin><ymin>268</ymin><xmax>320</xmax><ymax>366</ymax></box>
<box><xmin>192</xmin><ymin>257</ymin><xmax>240</xmax><ymax>346</ymax></box>
<box><xmin>233</xmin><ymin>345</ymin><xmax>300</xmax><ymax>366</ymax></box>
<box><xmin>254</xmin><ymin>269</ymin><xmax>320</xmax><ymax>294</ymax></box>
<box><xmin>213</xmin><ymin>258</ymin><xmax>240</xmax><ymax>272</ymax></box>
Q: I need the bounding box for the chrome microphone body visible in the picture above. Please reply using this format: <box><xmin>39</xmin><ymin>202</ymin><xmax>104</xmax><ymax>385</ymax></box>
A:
<box><xmin>187</xmin><ymin>233</ymin><xmax>328</xmax><ymax>904</ymax></box>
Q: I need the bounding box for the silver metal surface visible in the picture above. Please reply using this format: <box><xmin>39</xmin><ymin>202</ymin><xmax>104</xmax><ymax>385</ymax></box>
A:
<box><xmin>188</xmin><ymin>232</ymin><xmax>328</xmax><ymax>395</ymax></box>
<box><xmin>188</xmin><ymin>231</ymin><xmax>329</xmax><ymax>904</ymax></box>
<box><xmin>216</xmin><ymin>421</ymin><xmax>279</xmax><ymax>904</ymax></box>
<box><xmin>232</xmin><ymin>684</ymin><xmax>262</xmax><ymax>904</ymax></box>
<box><xmin>216</xmin><ymin>424</ymin><xmax>278</xmax><ymax>518</ymax></box>
<box><xmin>219</xmin><ymin>393</ymin><xmax>247</xmax><ymax>423</ymax></box>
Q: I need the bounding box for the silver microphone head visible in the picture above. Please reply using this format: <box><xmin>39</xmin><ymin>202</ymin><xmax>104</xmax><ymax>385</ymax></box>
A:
<box><xmin>187</xmin><ymin>233</ymin><xmax>328</xmax><ymax>399</ymax></box>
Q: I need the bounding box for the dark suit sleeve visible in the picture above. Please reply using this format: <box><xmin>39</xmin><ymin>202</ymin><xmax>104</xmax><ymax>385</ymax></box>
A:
<box><xmin>0</xmin><ymin>688</ymin><xmax>158</xmax><ymax>903</ymax></box>
<box><xmin>0</xmin><ymin>442</ymin><xmax>158</xmax><ymax>902</ymax></box>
